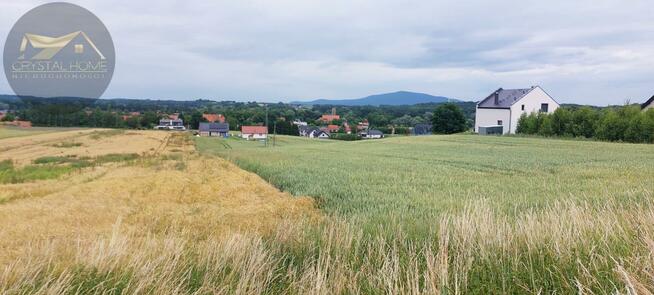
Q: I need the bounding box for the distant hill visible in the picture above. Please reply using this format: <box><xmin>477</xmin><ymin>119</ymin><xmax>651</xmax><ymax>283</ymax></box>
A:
<box><xmin>292</xmin><ymin>91</ymin><xmax>459</xmax><ymax>106</ymax></box>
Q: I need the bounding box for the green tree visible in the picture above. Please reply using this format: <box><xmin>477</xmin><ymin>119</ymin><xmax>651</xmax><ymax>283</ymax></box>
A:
<box><xmin>1</xmin><ymin>113</ymin><xmax>15</xmax><ymax>122</ymax></box>
<box><xmin>432</xmin><ymin>103</ymin><xmax>467</xmax><ymax>134</ymax></box>
<box><xmin>571</xmin><ymin>107</ymin><xmax>597</xmax><ymax>138</ymax></box>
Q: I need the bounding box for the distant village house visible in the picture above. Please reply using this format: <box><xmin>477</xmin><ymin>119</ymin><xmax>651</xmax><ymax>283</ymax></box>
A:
<box><xmin>360</xmin><ymin>129</ymin><xmax>383</xmax><ymax>139</ymax></box>
<box><xmin>325</xmin><ymin>124</ymin><xmax>340</xmax><ymax>133</ymax></box>
<box><xmin>292</xmin><ymin>119</ymin><xmax>308</xmax><ymax>126</ymax></box>
<box><xmin>202</xmin><ymin>114</ymin><xmax>226</xmax><ymax>123</ymax></box>
<box><xmin>241</xmin><ymin>126</ymin><xmax>268</xmax><ymax>140</ymax></box>
<box><xmin>475</xmin><ymin>86</ymin><xmax>559</xmax><ymax>135</ymax></box>
<box><xmin>310</xmin><ymin>129</ymin><xmax>330</xmax><ymax>139</ymax></box>
<box><xmin>319</xmin><ymin>108</ymin><xmax>340</xmax><ymax>123</ymax></box>
<box><xmin>199</xmin><ymin>122</ymin><xmax>229</xmax><ymax>137</ymax></box>
<box><xmin>156</xmin><ymin>119</ymin><xmax>185</xmax><ymax>130</ymax></box>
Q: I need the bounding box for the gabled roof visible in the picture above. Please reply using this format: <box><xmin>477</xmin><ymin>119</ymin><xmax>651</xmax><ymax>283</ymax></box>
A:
<box><xmin>241</xmin><ymin>126</ymin><xmax>268</xmax><ymax>134</ymax></box>
<box><xmin>477</xmin><ymin>87</ymin><xmax>536</xmax><ymax>109</ymax></box>
<box><xmin>202</xmin><ymin>114</ymin><xmax>225</xmax><ymax>123</ymax></box>
<box><xmin>309</xmin><ymin>129</ymin><xmax>328</xmax><ymax>136</ymax></box>
<box><xmin>320</xmin><ymin>114</ymin><xmax>340</xmax><ymax>121</ymax></box>
<box><xmin>642</xmin><ymin>95</ymin><xmax>654</xmax><ymax>109</ymax></box>
<box><xmin>199</xmin><ymin>122</ymin><xmax>229</xmax><ymax>132</ymax></box>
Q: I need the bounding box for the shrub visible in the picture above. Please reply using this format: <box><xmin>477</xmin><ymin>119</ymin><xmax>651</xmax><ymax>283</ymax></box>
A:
<box><xmin>516</xmin><ymin>105</ymin><xmax>653</xmax><ymax>143</ymax></box>
<box><xmin>329</xmin><ymin>133</ymin><xmax>360</xmax><ymax>141</ymax></box>
<box><xmin>432</xmin><ymin>103</ymin><xmax>468</xmax><ymax>134</ymax></box>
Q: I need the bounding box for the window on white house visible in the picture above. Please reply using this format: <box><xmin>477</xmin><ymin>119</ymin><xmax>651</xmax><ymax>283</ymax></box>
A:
<box><xmin>541</xmin><ymin>103</ymin><xmax>549</xmax><ymax>113</ymax></box>
<box><xmin>521</xmin><ymin>104</ymin><xmax>525</xmax><ymax>111</ymax></box>
<box><xmin>497</xmin><ymin>120</ymin><xmax>503</xmax><ymax>125</ymax></box>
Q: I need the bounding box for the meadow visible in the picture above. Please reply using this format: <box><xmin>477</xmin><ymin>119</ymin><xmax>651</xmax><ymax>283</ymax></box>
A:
<box><xmin>196</xmin><ymin>134</ymin><xmax>654</xmax><ymax>293</ymax></box>
<box><xmin>0</xmin><ymin>126</ymin><xmax>75</xmax><ymax>139</ymax></box>
<box><xmin>197</xmin><ymin>135</ymin><xmax>653</xmax><ymax>227</ymax></box>
<box><xmin>2</xmin><ymin>131</ymin><xmax>654</xmax><ymax>294</ymax></box>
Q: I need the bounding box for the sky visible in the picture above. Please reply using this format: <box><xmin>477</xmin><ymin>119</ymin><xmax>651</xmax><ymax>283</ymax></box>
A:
<box><xmin>1</xmin><ymin>0</ymin><xmax>653</xmax><ymax>105</ymax></box>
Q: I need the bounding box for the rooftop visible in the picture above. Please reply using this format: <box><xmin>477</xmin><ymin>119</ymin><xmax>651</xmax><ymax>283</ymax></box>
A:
<box><xmin>477</xmin><ymin>87</ymin><xmax>537</xmax><ymax>109</ymax></box>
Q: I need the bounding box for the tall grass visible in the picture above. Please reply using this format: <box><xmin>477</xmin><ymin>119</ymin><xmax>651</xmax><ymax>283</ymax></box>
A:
<box><xmin>193</xmin><ymin>134</ymin><xmax>654</xmax><ymax>292</ymax></box>
<box><xmin>3</xmin><ymin>199</ymin><xmax>654</xmax><ymax>294</ymax></box>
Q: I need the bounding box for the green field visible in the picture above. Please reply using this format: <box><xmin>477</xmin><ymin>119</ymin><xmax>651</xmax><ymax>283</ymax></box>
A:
<box><xmin>0</xmin><ymin>126</ymin><xmax>74</xmax><ymax>139</ymax></box>
<box><xmin>196</xmin><ymin>135</ymin><xmax>654</xmax><ymax>293</ymax></box>
<box><xmin>197</xmin><ymin>135</ymin><xmax>652</xmax><ymax>229</ymax></box>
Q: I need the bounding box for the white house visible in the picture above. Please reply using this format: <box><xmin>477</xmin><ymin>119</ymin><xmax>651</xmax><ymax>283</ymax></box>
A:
<box><xmin>241</xmin><ymin>126</ymin><xmax>268</xmax><ymax>140</ymax></box>
<box><xmin>359</xmin><ymin>129</ymin><xmax>384</xmax><ymax>139</ymax></box>
<box><xmin>155</xmin><ymin>119</ymin><xmax>185</xmax><ymax>130</ymax></box>
<box><xmin>475</xmin><ymin>86</ymin><xmax>559</xmax><ymax>134</ymax></box>
<box><xmin>309</xmin><ymin>129</ymin><xmax>330</xmax><ymax>139</ymax></box>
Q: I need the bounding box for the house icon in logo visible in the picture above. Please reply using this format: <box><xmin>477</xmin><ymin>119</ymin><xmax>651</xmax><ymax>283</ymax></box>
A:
<box><xmin>18</xmin><ymin>31</ymin><xmax>106</xmax><ymax>60</ymax></box>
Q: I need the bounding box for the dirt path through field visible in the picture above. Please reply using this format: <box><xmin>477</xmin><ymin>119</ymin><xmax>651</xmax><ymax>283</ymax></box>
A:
<box><xmin>0</xmin><ymin>131</ymin><xmax>318</xmax><ymax>264</ymax></box>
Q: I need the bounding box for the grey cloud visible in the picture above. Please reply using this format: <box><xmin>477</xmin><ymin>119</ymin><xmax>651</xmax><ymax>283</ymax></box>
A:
<box><xmin>0</xmin><ymin>0</ymin><xmax>653</xmax><ymax>105</ymax></box>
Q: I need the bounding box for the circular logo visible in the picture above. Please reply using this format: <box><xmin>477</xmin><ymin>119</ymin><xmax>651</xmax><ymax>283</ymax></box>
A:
<box><xmin>3</xmin><ymin>2</ymin><xmax>115</xmax><ymax>99</ymax></box>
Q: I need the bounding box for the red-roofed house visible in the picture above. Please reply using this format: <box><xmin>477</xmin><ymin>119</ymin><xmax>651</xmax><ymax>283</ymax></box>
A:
<box><xmin>203</xmin><ymin>113</ymin><xmax>226</xmax><ymax>123</ymax></box>
<box><xmin>343</xmin><ymin>122</ymin><xmax>352</xmax><ymax>134</ymax></box>
<box><xmin>319</xmin><ymin>107</ymin><xmax>340</xmax><ymax>123</ymax></box>
<box><xmin>326</xmin><ymin>124</ymin><xmax>340</xmax><ymax>132</ymax></box>
<box><xmin>320</xmin><ymin>114</ymin><xmax>340</xmax><ymax>123</ymax></box>
<box><xmin>241</xmin><ymin>126</ymin><xmax>268</xmax><ymax>140</ymax></box>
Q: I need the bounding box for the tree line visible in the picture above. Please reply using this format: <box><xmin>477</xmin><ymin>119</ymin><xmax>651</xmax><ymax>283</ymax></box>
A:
<box><xmin>0</xmin><ymin>96</ymin><xmax>476</xmax><ymax>133</ymax></box>
<box><xmin>516</xmin><ymin>106</ymin><xmax>654</xmax><ymax>143</ymax></box>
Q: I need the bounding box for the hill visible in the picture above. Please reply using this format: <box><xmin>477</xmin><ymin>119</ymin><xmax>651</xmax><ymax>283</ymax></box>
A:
<box><xmin>293</xmin><ymin>91</ymin><xmax>459</xmax><ymax>106</ymax></box>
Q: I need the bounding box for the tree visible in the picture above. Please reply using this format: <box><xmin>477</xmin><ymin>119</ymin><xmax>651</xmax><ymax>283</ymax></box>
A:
<box><xmin>432</xmin><ymin>103</ymin><xmax>467</xmax><ymax>134</ymax></box>
<box><xmin>1</xmin><ymin>113</ymin><xmax>15</xmax><ymax>122</ymax></box>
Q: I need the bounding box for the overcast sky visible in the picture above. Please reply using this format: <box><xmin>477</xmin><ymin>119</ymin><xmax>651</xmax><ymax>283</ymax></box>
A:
<box><xmin>1</xmin><ymin>0</ymin><xmax>653</xmax><ymax>105</ymax></box>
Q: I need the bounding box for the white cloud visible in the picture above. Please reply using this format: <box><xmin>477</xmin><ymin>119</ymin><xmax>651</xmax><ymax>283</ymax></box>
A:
<box><xmin>1</xmin><ymin>0</ymin><xmax>653</xmax><ymax>105</ymax></box>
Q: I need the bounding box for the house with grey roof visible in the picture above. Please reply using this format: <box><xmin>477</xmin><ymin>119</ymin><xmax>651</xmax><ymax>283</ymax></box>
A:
<box><xmin>642</xmin><ymin>95</ymin><xmax>654</xmax><ymax>111</ymax></box>
<box><xmin>475</xmin><ymin>86</ymin><xmax>559</xmax><ymax>134</ymax></box>
<box><xmin>199</xmin><ymin>122</ymin><xmax>230</xmax><ymax>137</ymax></box>
<box><xmin>299</xmin><ymin>125</ymin><xmax>317</xmax><ymax>137</ymax></box>
<box><xmin>308</xmin><ymin>128</ymin><xmax>330</xmax><ymax>139</ymax></box>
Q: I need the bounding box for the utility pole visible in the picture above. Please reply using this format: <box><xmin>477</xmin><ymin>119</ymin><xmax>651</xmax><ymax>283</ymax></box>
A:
<box><xmin>265</xmin><ymin>104</ymin><xmax>268</xmax><ymax>147</ymax></box>
<box><xmin>273</xmin><ymin>121</ymin><xmax>277</xmax><ymax>147</ymax></box>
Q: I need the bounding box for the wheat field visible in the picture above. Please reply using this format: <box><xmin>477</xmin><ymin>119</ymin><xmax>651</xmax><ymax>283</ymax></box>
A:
<box><xmin>3</xmin><ymin>131</ymin><xmax>654</xmax><ymax>294</ymax></box>
<box><xmin>196</xmin><ymin>134</ymin><xmax>654</xmax><ymax>294</ymax></box>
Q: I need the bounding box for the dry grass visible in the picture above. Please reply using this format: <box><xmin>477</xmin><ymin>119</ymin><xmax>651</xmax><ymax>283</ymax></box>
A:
<box><xmin>3</xmin><ymin>199</ymin><xmax>654</xmax><ymax>294</ymax></box>
<box><xmin>0</xmin><ymin>131</ymin><xmax>318</xmax><ymax>293</ymax></box>
<box><xmin>0</xmin><ymin>129</ymin><xmax>168</xmax><ymax>167</ymax></box>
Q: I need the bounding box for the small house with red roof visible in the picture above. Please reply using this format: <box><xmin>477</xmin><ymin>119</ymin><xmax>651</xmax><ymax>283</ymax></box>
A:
<box><xmin>325</xmin><ymin>124</ymin><xmax>340</xmax><ymax>133</ymax></box>
<box><xmin>202</xmin><ymin>114</ymin><xmax>226</xmax><ymax>123</ymax></box>
<box><xmin>241</xmin><ymin>125</ymin><xmax>268</xmax><ymax>140</ymax></box>
<box><xmin>319</xmin><ymin>108</ymin><xmax>340</xmax><ymax>123</ymax></box>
